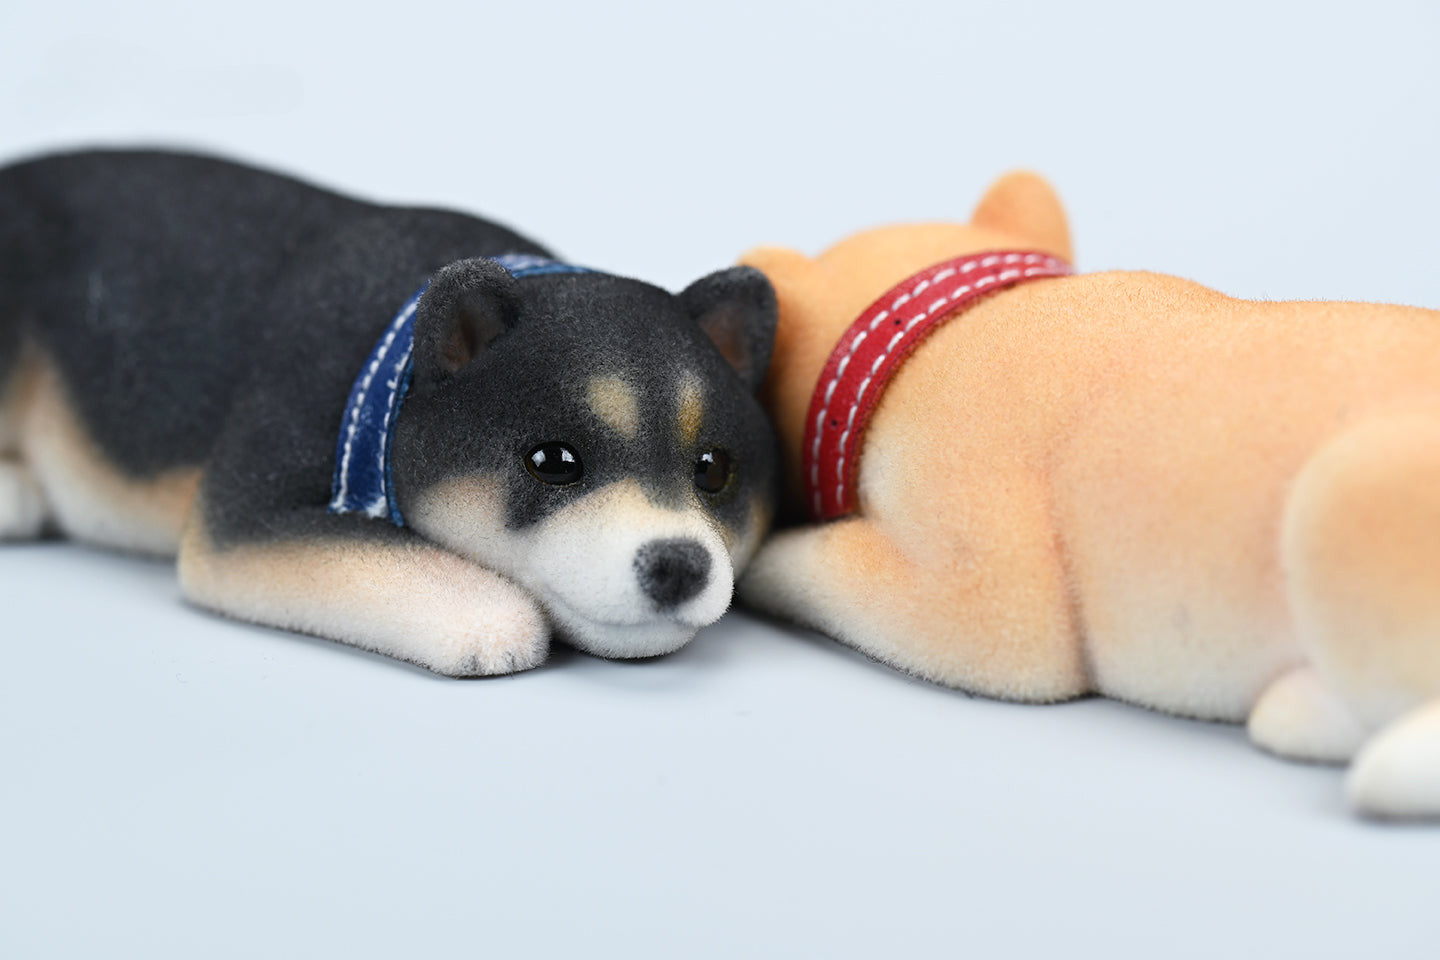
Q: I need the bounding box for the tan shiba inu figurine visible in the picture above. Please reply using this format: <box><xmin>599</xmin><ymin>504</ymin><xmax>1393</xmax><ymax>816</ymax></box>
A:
<box><xmin>739</xmin><ymin>172</ymin><xmax>1440</xmax><ymax>819</ymax></box>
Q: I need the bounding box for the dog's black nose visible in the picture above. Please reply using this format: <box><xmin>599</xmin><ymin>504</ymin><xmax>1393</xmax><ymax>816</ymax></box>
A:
<box><xmin>634</xmin><ymin>538</ymin><xmax>712</xmax><ymax>609</ymax></box>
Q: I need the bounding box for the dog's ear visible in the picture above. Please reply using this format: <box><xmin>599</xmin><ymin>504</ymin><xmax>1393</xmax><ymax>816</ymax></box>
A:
<box><xmin>739</xmin><ymin>245</ymin><xmax>812</xmax><ymax>302</ymax></box>
<box><xmin>972</xmin><ymin>171</ymin><xmax>1073</xmax><ymax>263</ymax></box>
<box><xmin>412</xmin><ymin>258</ymin><xmax>520</xmax><ymax>379</ymax></box>
<box><xmin>680</xmin><ymin>266</ymin><xmax>778</xmax><ymax>393</ymax></box>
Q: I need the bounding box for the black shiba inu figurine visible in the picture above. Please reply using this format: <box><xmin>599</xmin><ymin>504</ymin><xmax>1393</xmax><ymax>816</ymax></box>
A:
<box><xmin>0</xmin><ymin>150</ymin><xmax>778</xmax><ymax>674</ymax></box>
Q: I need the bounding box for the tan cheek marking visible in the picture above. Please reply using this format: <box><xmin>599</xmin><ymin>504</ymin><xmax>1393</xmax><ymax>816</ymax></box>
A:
<box><xmin>725</xmin><ymin>494</ymin><xmax>771</xmax><ymax>564</ymax></box>
<box><xmin>407</xmin><ymin>474</ymin><xmax>518</xmax><ymax>566</ymax></box>
<box><xmin>587</xmin><ymin>376</ymin><xmax>640</xmax><ymax>439</ymax></box>
<box><xmin>678</xmin><ymin>375</ymin><xmax>704</xmax><ymax>447</ymax></box>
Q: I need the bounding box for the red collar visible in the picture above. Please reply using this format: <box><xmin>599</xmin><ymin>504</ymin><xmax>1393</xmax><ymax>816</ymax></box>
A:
<box><xmin>802</xmin><ymin>250</ymin><xmax>1072</xmax><ymax>521</ymax></box>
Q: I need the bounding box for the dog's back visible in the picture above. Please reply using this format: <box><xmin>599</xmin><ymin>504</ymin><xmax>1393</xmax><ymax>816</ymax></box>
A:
<box><xmin>0</xmin><ymin>150</ymin><xmax>545</xmax><ymax>480</ymax></box>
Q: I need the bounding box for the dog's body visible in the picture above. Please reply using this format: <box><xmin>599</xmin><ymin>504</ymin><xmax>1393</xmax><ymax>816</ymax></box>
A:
<box><xmin>0</xmin><ymin>150</ymin><xmax>778</xmax><ymax>673</ymax></box>
<box><xmin>739</xmin><ymin>172</ymin><xmax>1440</xmax><ymax>818</ymax></box>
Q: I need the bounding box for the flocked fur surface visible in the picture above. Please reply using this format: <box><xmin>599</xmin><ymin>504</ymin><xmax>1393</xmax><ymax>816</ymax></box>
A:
<box><xmin>738</xmin><ymin>172</ymin><xmax>1440</xmax><ymax>819</ymax></box>
<box><xmin>0</xmin><ymin>149</ymin><xmax>778</xmax><ymax>672</ymax></box>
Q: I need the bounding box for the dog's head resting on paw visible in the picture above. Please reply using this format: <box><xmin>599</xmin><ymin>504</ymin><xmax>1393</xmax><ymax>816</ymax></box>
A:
<box><xmin>391</xmin><ymin>258</ymin><xmax>779</xmax><ymax>658</ymax></box>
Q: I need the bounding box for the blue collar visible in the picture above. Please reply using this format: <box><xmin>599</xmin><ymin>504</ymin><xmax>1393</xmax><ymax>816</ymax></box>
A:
<box><xmin>328</xmin><ymin>253</ymin><xmax>591</xmax><ymax>525</ymax></box>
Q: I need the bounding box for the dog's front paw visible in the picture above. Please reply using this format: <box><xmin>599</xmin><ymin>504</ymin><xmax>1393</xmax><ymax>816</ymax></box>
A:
<box><xmin>421</xmin><ymin>601</ymin><xmax>549</xmax><ymax>677</ymax></box>
<box><xmin>1248</xmin><ymin>666</ymin><xmax>1365</xmax><ymax>763</ymax></box>
<box><xmin>178</xmin><ymin>529</ymin><xmax>552</xmax><ymax>678</ymax></box>
<box><xmin>403</xmin><ymin>564</ymin><xmax>552</xmax><ymax>676</ymax></box>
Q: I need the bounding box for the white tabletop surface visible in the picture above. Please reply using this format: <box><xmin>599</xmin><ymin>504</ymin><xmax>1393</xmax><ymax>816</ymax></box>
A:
<box><xmin>3</xmin><ymin>2</ymin><xmax>1439</xmax><ymax>957</ymax></box>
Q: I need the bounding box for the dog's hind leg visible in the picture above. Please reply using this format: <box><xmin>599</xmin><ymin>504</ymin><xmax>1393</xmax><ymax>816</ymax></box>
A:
<box><xmin>1347</xmin><ymin>699</ymin><xmax>1440</xmax><ymax>819</ymax></box>
<box><xmin>0</xmin><ymin>181</ymin><xmax>50</xmax><ymax>540</ymax></box>
<box><xmin>0</xmin><ymin>462</ymin><xmax>47</xmax><ymax>539</ymax></box>
<box><xmin>0</xmin><ymin>354</ymin><xmax>48</xmax><ymax>541</ymax></box>
<box><xmin>178</xmin><ymin>499</ymin><xmax>550</xmax><ymax>677</ymax></box>
<box><xmin>1281</xmin><ymin>414</ymin><xmax>1440</xmax><ymax>816</ymax></box>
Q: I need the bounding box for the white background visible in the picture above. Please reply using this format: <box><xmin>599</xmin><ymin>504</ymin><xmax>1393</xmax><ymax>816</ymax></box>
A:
<box><xmin>3</xmin><ymin>1</ymin><xmax>1438</xmax><ymax>957</ymax></box>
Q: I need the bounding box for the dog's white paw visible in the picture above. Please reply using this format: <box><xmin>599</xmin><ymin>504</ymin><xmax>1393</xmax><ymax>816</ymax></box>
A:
<box><xmin>1346</xmin><ymin>700</ymin><xmax>1440</xmax><ymax>820</ymax></box>
<box><xmin>1248</xmin><ymin>666</ymin><xmax>1366</xmax><ymax>763</ymax></box>
<box><xmin>179</xmin><ymin>529</ymin><xmax>552</xmax><ymax>677</ymax></box>
<box><xmin>380</xmin><ymin>554</ymin><xmax>551</xmax><ymax>677</ymax></box>
<box><xmin>0</xmin><ymin>462</ymin><xmax>47</xmax><ymax>539</ymax></box>
<box><xmin>417</xmin><ymin>595</ymin><xmax>550</xmax><ymax>677</ymax></box>
<box><xmin>735</xmin><ymin>527</ymin><xmax>822</xmax><ymax>618</ymax></box>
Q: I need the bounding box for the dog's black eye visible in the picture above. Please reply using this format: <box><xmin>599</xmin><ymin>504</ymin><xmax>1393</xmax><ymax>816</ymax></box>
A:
<box><xmin>525</xmin><ymin>442</ymin><xmax>583</xmax><ymax>485</ymax></box>
<box><xmin>693</xmin><ymin>447</ymin><xmax>731</xmax><ymax>494</ymax></box>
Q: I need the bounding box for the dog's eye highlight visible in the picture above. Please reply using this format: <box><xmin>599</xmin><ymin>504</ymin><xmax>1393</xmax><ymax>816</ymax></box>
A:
<box><xmin>693</xmin><ymin>447</ymin><xmax>732</xmax><ymax>494</ymax></box>
<box><xmin>525</xmin><ymin>442</ymin><xmax>584</xmax><ymax>485</ymax></box>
